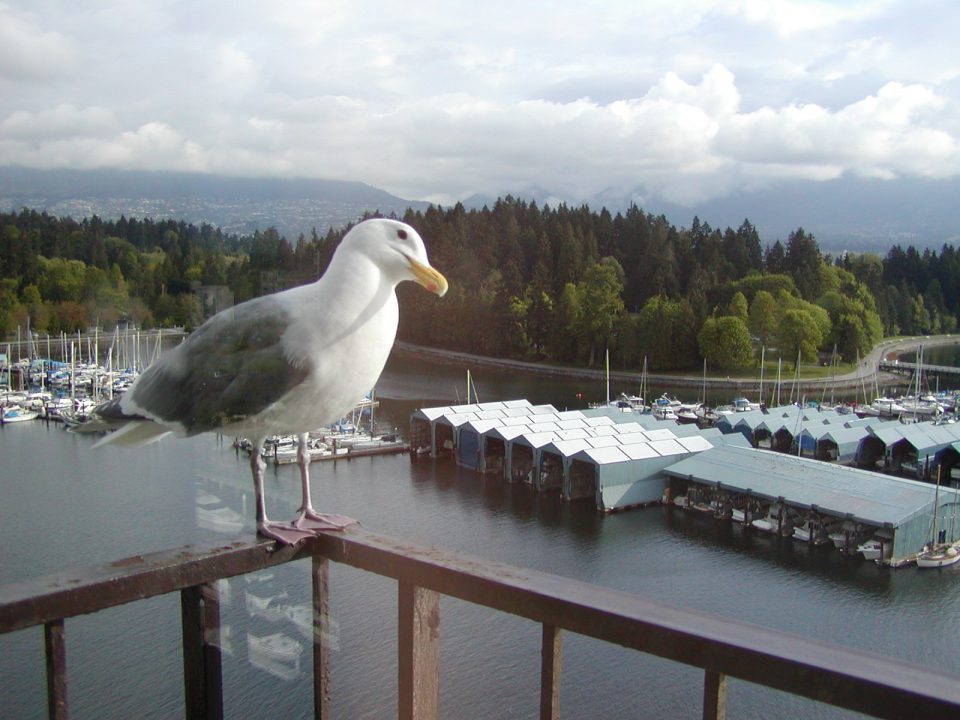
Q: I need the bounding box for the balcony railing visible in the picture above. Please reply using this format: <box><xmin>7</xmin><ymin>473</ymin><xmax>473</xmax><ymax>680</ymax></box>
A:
<box><xmin>2</xmin><ymin>525</ymin><xmax>959</xmax><ymax>720</ymax></box>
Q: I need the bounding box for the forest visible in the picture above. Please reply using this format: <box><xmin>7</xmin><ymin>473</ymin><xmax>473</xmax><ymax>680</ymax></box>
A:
<box><xmin>1</xmin><ymin>200</ymin><xmax>958</xmax><ymax>373</ymax></box>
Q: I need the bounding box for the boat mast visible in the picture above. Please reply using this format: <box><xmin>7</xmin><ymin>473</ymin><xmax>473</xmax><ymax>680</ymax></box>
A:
<box><xmin>758</xmin><ymin>345</ymin><xmax>765</xmax><ymax>407</ymax></box>
<box><xmin>605</xmin><ymin>347</ymin><xmax>610</xmax><ymax>407</ymax></box>
<box><xmin>701</xmin><ymin>357</ymin><xmax>707</xmax><ymax>406</ymax></box>
<box><xmin>931</xmin><ymin>464</ymin><xmax>941</xmax><ymax>548</ymax></box>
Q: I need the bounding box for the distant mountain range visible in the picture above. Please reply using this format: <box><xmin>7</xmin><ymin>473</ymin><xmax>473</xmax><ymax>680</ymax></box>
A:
<box><xmin>0</xmin><ymin>166</ymin><xmax>430</xmax><ymax>240</ymax></box>
<box><xmin>467</xmin><ymin>177</ymin><xmax>960</xmax><ymax>254</ymax></box>
<box><xmin>1</xmin><ymin>166</ymin><xmax>956</xmax><ymax>253</ymax></box>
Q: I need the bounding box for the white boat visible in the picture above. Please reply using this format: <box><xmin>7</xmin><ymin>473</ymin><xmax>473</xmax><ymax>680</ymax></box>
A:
<box><xmin>828</xmin><ymin>522</ymin><xmax>860</xmax><ymax>551</ymax></box>
<box><xmin>732</xmin><ymin>397</ymin><xmax>761</xmax><ymax>412</ymax></box>
<box><xmin>731</xmin><ymin>508</ymin><xmax>747</xmax><ymax>524</ymax></box>
<box><xmin>676</xmin><ymin>404</ymin><xmax>700</xmax><ymax>424</ymax></box>
<box><xmin>1</xmin><ymin>405</ymin><xmax>39</xmax><ymax>423</ymax></box>
<box><xmin>857</xmin><ymin>539</ymin><xmax>887</xmax><ymax>562</ymax></box>
<box><xmin>792</xmin><ymin>518</ymin><xmax>830</xmax><ymax>545</ymax></box>
<box><xmin>751</xmin><ymin>504</ymin><xmax>782</xmax><ymax>534</ymax></box>
<box><xmin>871</xmin><ymin>397</ymin><xmax>905</xmax><ymax>417</ymax></box>
<box><xmin>650</xmin><ymin>405</ymin><xmax>677</xmax><ymax>421</ymax></box>
<box><xmin>916</xmin><ymin>543</ymin><xmax>960</xmax><ymax>568</ymax></box>
<box><xmin>917</xmin><ymin>465</ymin><xmax>959</xmax><ymax>568</ymax></box>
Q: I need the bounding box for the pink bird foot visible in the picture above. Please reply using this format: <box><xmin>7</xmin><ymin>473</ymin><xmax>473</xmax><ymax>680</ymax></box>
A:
<box><xmin>293</xmin><ymin>509</ymin><xmax>358</xmax><ymax>531</ymax></box>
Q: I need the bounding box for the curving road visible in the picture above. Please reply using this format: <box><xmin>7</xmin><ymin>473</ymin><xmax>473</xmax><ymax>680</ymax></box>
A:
<box><xmin>394</xmin><ymin>335</ymin><xmax>960</xmax><ymax>397</ymax></box>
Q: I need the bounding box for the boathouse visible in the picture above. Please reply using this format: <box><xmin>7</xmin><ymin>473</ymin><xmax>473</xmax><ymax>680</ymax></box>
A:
<box><xmin>664</xmin><ymin>444</ymin><xmax>960</xmax><ymax>565</ymax></box>
<box><xmin>409</xmin><ymin>401</ymin><xmax>556</xmax><ymax>456</ymax></box>
<box><xmin>813</xmin><ymin>426</ymin><xmax>866</xmax><ymax>463</ymax></box>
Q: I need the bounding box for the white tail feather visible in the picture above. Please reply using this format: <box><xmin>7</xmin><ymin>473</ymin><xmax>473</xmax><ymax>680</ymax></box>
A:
<box><xmin>92</xmin><ymin>421</ymin><xmax>172</xmax><ymax>448</ymax></box>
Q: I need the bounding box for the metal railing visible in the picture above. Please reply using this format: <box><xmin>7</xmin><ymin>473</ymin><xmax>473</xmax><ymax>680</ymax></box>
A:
<box><xmin>2</xmin><ymin>526</ymin><xmax>960</xmax><ymax>720</ymax></box>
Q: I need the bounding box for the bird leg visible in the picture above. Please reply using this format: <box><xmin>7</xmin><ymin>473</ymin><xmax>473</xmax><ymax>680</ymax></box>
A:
<box><xmin>292</xmin><ymin>432</ymin><xmax>357</xmax><ymax>531</ymax></box>
<box><xmin>251</xmin><ymin>438</ymin><xmax>315</xmax><ymax>544</ymax></box>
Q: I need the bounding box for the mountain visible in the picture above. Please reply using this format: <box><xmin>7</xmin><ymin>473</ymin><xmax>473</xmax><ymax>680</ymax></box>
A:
<box><xmin>0</xmin><ymin>166</ymin><xmax>431</xmax><ymax>239</ymax></box>
<box><xmin>608</xmin><ymin>177</ymin><xmax>960</xmax><ymax>254</ymax></box>
<box><xmin>471</xmin><ymin>176</ymin><xmax>960</xmax><ymax>254</ymax></box>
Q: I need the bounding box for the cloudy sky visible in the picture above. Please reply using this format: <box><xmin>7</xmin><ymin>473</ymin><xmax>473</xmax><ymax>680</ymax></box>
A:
<box><xmin>1</xmin><ymin>0</ymin><xmax>958</xmax><ymax>207</ymax></box>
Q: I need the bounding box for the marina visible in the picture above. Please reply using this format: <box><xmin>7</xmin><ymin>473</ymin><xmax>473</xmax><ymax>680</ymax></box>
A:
<box><xmin>409</xmin><ymin>396</ymin><xmax>960</xmax><ymax>567</ymax></box>
<box><xmin>3</xmin><ymin>346</ymin><xmax>960</xmax><ymax>719</ymax></box>
<box><xmin>0</xmin><ymin>344</ymin><xmax>960</xmax><ymax>720</ymax></box>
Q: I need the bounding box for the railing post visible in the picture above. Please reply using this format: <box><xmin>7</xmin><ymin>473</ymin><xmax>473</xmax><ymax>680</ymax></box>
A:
<box><xmin>703</xmin><ymin>670</ymin><xmax>727</xmax><ymax>720</ymax></box>
<box><xmin>181</xmin><ymin>583</ymin><xmax>224</xmax><ymax>720</ymax></box>
<box><xmin>312</xmin><ymin>555</ymin><xmax>331</xmax><ymax>719</ymax></box>
<box><xmin>45</xmin><ymin>619</ymin><xmax>68</xmax><ymax>720</ymax></box>
<box><xmin>539</xmin><ymin>624</ymin><xmax>562</xmax><ymax>720</ymax></box>
<box><xmin>398</xmin><ymin>581</ymin><xmax>439</xmax><ymax>720</ymax></box>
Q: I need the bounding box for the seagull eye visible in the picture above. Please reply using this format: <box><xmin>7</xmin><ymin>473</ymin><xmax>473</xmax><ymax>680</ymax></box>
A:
<box><xmin>397</xmin><ymin>229</ymin><xmax>408</xmax><ymax>240</ymax></box>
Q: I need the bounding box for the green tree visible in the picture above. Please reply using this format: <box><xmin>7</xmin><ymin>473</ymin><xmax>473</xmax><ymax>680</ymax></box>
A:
<box><xmin>553</xmin><ymin>282</ymin><xmax>583</xmax><ymax>362</ymax></box>
<box><xmin>0</xmin><ymin>278</ymin><xmax>20</xmax><ymax>336</ymax></box>
<box><xmin>727</xmin><ymin>291</ymin><xmax>748</xmax><ymax>321</ymax></box>
<box><xmin>784</xmin><ymin>228</ymin><xmax>823</xmax><ymax>300</ymax></box>
<box><xmin>578</xmin><ymin>257</ymin><xmax>625</xmax><ymax>366</ymax></box>
<box><xmin>698</xmin><ymin>315</ymin><xmax>754</xmax><ymax>369</ymax></box>
<box><xmin>636</xmin><ymin>296</ymin><xmax>699</xmax><ymax>370</ymax></box>
<box><xmin>748</xmin><ymin>290</ymin><xmax>778</xmax><ymax>349</ymax></box>
<box><xmin>776</xmin><ymin>308</ymin><xmax>824</xmax><ymax>366</ymax></box>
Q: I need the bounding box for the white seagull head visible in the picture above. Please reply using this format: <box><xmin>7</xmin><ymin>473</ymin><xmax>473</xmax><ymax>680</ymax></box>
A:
<box><xmin>338</xmin><ymin>218</ymin><xmax>448</xmax><ymax>297</ymax></box>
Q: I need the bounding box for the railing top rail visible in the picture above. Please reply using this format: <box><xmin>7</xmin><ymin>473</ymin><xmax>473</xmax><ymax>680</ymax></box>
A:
<box><xmin>3</xmin><ymin>526</ymin><xmax>959</xmax><ymax>719</ymax></box>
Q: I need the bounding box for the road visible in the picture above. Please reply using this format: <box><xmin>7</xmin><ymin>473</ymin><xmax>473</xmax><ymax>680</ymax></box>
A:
<box><xmin>394</xmin><ymin>335</ymin><xmax>960</xmax><ymax>397</ymax></box>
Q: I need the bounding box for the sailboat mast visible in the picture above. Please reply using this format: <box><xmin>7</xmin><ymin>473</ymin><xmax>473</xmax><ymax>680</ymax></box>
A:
<box><xmin>931</xmin><ymin>464</ymin><xmax>941</xmax><ymax>548</ymax></box>
<box><xmin>605</xmin><ymin>347</ymin><xmax>610</xmax><ymax>407</ymax></box>
<box><xmin>758</xmin><ymin>345</ymin><xmax>765</xmax><ymax>406</ymax></box>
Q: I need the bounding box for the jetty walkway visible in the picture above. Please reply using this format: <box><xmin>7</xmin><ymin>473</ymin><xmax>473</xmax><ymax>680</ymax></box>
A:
<box><xmin>395</xmin><ymin>335</ymin><xmax>960</xmax><ymax>396</ymax></box>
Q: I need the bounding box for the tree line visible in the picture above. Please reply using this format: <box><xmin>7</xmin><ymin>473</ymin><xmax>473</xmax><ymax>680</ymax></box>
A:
<box><xmin>1</xmin><ymin>201</ymin><xmax>957</xmax><ymax>372</ymax></box>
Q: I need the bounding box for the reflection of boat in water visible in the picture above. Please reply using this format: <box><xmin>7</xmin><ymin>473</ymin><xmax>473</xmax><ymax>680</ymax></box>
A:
<box><xmin>284</xmin><ymin>604</ymin><xmax>340</xmax><ymax>649</ymax></box>
<box><xmin>245</xmin><ymin>574</ymin><xmax>289</xmax><ymax>622</ymax></box>
<box><xmin>195</xmin><ymin>492</ymin><xmax>245</xmax><ymax>533</ymax></box>
<box><xmin>247</xmin><ymin>632</ymin><xmax>302</xmax><ymax>680</ymax></box>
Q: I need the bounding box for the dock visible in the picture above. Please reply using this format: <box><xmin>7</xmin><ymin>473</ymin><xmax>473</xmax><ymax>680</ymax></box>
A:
<box><xmin>410</xmin><ymin>398</ymin><xmax>960</xmax><ymax>566</ymax></box>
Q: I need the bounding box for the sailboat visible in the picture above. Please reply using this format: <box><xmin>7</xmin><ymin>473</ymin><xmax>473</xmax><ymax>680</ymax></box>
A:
<box><xmin>916</xmin><ymin>466</ymin><xmax>960</xmax><ymax>568</ymax></box>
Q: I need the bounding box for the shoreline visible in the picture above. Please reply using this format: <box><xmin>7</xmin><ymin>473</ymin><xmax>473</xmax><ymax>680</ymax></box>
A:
<box><xmin>394</xmin><ymin>335</ymin><xmax>960</xmax><ymax>396</ymax></box>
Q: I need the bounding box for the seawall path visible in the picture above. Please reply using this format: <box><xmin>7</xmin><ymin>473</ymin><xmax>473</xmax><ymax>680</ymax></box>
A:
<box><xmin>394</xmin><ymin>335</ymin><xmax>960</xmax><ymax>397</ymax></box>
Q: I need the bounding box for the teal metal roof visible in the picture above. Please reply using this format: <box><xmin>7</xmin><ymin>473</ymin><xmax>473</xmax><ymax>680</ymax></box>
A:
<box><xmin>663</xmin><ymin>445</ymin><xmax>941</xmax><ymax>526</ymax></box>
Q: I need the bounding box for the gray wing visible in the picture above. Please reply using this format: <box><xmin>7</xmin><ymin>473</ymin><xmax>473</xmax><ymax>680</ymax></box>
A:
<box><xmin>98</xmin><ymin>296</ymin><xmax>310</xmax><ymax>435</ymax></box>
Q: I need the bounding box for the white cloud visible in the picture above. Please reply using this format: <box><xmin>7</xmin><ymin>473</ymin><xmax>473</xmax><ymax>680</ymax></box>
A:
<box><xmin>0</xmin><ymin>1</ymin><xmax>958</xmax><ymax>207</ymax></box>
<box><xmin>0</xmin><ymin>3</ymin><xmax>77</xmax><ymax>81</ymax></box>
<box><xmin>0</xmin><ymin>104</ymin><xmax>117</xmax><ymax>141</ymax></box>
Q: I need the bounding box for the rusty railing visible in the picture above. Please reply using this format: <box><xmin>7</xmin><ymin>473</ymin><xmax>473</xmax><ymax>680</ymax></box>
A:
<box><xmin>2</xmin><ymin>525</ymin><xmax>960</xmax><ymax>719</ymax></box>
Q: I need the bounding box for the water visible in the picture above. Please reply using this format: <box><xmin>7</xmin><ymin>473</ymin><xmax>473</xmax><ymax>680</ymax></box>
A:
<box><xmin>2</xmin><ymin>350</ymin><xmax>959</xmax><ymax>719</ymax></box>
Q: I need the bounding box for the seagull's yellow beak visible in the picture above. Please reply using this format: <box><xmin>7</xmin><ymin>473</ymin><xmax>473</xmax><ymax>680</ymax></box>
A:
<box><xmin>407</xmin><ymin>257</ymin><xmax>448</xmax><ymax>297</ymax></box>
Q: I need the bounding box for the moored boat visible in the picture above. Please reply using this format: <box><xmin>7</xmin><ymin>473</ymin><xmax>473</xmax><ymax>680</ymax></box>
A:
<box><xmin>916</xmin><ymin>543</ymin><xmax>960</xmax><ymax>568</ymax></box>
<box><xmin>1</xmin><ymin>405</ymin><xmax>39</xmax><ymax>423</ymax></box>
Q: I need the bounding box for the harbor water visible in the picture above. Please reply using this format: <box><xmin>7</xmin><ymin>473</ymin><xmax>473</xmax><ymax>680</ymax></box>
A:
<box><xmin>2</xmin><ymin>349</ymin><xmax>959</xmax><ymax>719</ymax></box>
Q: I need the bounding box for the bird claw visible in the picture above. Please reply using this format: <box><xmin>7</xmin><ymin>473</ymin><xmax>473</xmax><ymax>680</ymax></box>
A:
<box><xmin>294</xmin><ymin>510</ymin><xmax>358</xmax><ymax>531</ymax></box>
<box><xmin>257</xmin><ymin>521</ymin><xmax>316</xmax><ymax>545</ymax></box>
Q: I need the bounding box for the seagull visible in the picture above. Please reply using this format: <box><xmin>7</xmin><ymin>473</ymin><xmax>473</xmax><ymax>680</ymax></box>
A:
<box><xmin>85</xmin><ymin>218</ymin><xmax>448</xmax><ymax>544</ymax></box>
